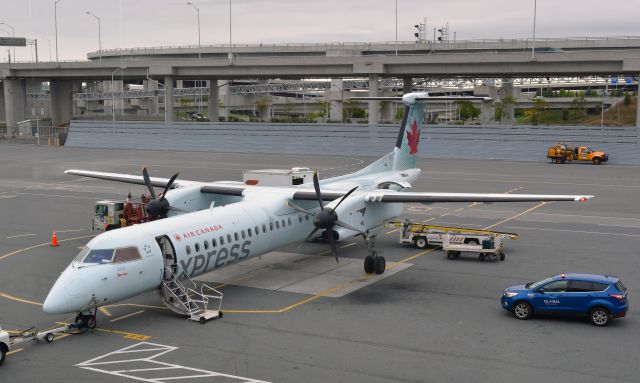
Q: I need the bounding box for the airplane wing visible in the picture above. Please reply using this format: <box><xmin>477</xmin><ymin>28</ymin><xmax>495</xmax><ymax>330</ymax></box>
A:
<box><xmin>65</xmin><ymin>169</ymin><xmax>201</xmax><ymax>189</ymax></box>
<box><xmin>363</xmin><ymin>191</ymin><xmax>593</xmax><ymax>203</ymax></box>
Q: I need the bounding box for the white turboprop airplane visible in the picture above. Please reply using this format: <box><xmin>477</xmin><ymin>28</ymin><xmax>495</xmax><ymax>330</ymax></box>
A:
<box><xmin>42</xmin><ymin>92</ymin><xmax>593</xmax><ymax>324</ymax></box>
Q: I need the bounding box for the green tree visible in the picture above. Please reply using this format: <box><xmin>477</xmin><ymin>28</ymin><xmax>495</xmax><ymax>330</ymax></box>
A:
<box><xmin>318</xmin><ymin>101</ymin><xmax>331</xmax><ymax>122</ymax></box>
<box><xmin>254</xmin><ymin>97</ymin><xmax>269</xmax><ymax>121</ymax></box>
<box><xmin>526</xmin><ymin>97</ymin><xmax>547</xmax><ymax>125</ymax></box>
<box><xmin>568</xmin><ymin>96</ymin><xmax>586</xmax><ymax>120</ymax></box>
<box><xmin>624</xmin><ymin>92</ymin><xmax>632</xmax><ymax>109</ymax></box>
<box><xmin>455</xmin><ymin>100</ymin><xmax>480</xmax><ymax>121</ymax></box>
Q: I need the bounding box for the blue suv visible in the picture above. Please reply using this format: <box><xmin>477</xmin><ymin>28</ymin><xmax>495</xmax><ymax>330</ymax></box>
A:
<box><xmin>501</xmin><ymin>273</ymin><xmax>628</xmax><ymax>326</ymax></box>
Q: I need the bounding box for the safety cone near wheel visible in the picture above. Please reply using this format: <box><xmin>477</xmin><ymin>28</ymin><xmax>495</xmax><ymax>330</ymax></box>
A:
<box><xmin>51</xmin><ymin>230</ymin><xmax>59</xmax><ymax>247</ymax></box>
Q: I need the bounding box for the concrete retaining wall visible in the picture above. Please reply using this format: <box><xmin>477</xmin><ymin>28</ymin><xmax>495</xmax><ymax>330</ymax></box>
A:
<box><xmin>65</xmin><ymin>121</ymin><xmax>640</xmax><ymax>164</ymax></box>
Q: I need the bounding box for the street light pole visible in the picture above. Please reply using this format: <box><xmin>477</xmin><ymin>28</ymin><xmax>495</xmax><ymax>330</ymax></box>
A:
<box><xmin>111</xmin><ymin>67</ymin><xmax>126</xmax><ymax>124</ymax></box>
<box><xmin>0</xmin><ymin>22</ymin><xmax>15</xmax><ymax>62</ymax></box>
<box><xmin>395</xmin><ymin>0</ymin><xmax>398</xmax><ymax>56</ymax></box>
<box><xmin>186</xmin><ymin>2</ymin><xmax>201</xmax><ymax>59</ymax></box>
<box><xmin>229</xmin><ymin>0</ymin><xmax>233</xmax><ymax>60</ymax></box>
<box><xmin>531</xmin><ymin>0</ymin><xmax>537</xmax><ymax>59</ymax></box>
<box><xmin>85</xmin><ymin>11</ymin><xmax>102</xmax><ymax>61</ymax></box>
<box><xmin>0</xmin><ymin>29</ymin><xmax>10</xmax><ymax>63</ymax></box>
<box><xmin>54</xmin><ymin>0</ymin><xmax>62</xmax><ymax>62</ymax></box>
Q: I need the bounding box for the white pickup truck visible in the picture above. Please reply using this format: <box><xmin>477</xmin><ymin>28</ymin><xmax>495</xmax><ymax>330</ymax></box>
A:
<box><xmin>0</xmin><ymin>325</ymin><xmax>10</xmax><ymax>365</ymax></box>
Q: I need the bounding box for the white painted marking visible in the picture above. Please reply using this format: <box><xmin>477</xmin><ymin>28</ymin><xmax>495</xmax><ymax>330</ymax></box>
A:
<box><xmin>6</xmin><ymin>233</ymin><xmax>37</xmax><ymax>239</ymax></box>
<box><xmin>56</xmin><ymin>229</ymin><xmax>85</xmax><ymax>233</ymax></box>
<box><xmin>77</xmin><ymin>342</ymin><xmax>271</xmax><ymax>383</ymax></box>
<box><xmin>505</xmin><ymin>226</ymin><xmax>640</xmax><ymax>237</ymax></box>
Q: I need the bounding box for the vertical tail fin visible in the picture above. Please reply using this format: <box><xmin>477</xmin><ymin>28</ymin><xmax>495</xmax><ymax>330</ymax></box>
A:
<box><xmin>392</xmin><ymin>102</ymin><xmax>425</xmax><ymax>170</ymax></box>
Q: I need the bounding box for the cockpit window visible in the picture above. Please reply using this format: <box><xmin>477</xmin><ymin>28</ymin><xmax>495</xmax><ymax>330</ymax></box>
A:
<box><xmin>113</xmin><ymin>247</ymin><xmax>141</xmax><ymax>263</ymax></box>
<box><xmin>82</xmin><ymin>249</ymin><xmax>115</xmax><ymax>264</ymax></box>
<box><xmin>74</xmin><ymin>247</ymin><xmax>90</xmax><ymax>263</ymax></box>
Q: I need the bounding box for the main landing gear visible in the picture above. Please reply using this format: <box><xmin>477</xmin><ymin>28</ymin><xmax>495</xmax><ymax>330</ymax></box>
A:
<box><xmin>363</xmin><ymin>235</ymin><xmax>385</xmax><ymax>275</ymax></box>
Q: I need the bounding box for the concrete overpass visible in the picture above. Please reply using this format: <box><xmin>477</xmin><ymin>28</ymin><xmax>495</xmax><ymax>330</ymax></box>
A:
<box><xmin>2</xmin><ymin>38</ymin><xmax>640</xmax><ymax>131</ymax></box>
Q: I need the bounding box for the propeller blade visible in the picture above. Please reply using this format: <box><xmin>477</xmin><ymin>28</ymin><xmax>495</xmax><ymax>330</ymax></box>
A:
<box><xmin>312</xmin><ymin>172</ymin><xmax>324</xmax><ymax>211</ymax></box>
<box><xmin>162</xmin><ymin>172</ymin><xmax>180</xmax><ymax>197</ymax></box>
<box><xmin>330</xmin><ymin>186</ymin><xmax>358</xmax><ymax>213</ymax></box>
<box><xmin>334</xmin><ymin>220</ymin><xmax>365</xmax><ymax>235</ymax></box>
<box><xmin>327</xmin><ymin>230</ymin><xmax>339</xmax><ymax>262</ymax></box>
<box><xmin>304</xmin><ymin>227</ymin><xmax>321</xmax><ymax>242</ymax></box>
<box><xmin>286</xmin><ymin>201</ymin><xmax>315</xmax><ymax>216</ymax></box>
<box><xmin>142</xmin><ymin>167</ymin><xmax>157</xmax><ymax>199</ymax></box>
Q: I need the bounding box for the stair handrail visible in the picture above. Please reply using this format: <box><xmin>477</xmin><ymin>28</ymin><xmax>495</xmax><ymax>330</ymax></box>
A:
<box><xmin>200</xmin><ymin>284</ymin><xmax>224</xmax><ymax>313</ymax></box>
<box><xmin>162</xmin><ymin>266</ymin><xmax>196</xmax><ymax>314</ymax></box>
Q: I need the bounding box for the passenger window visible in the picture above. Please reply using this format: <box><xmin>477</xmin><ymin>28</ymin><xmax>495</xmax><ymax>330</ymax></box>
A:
<box><xmin>305</xmin><ymin>215</ymin><xmax>309</xmax><ymax>221</ymax></box>
<box><xmin>227</xmin><ymin>234</ymin><xmax>232</xmax><ymax>243</ymax></box>
<box><xmin>234</xmin><ymin>232</ymin><xmax>239</xmax><ymax>241</ymax></box>
<box><xmin>269</xmin><ymin>222</ymin><xmax>273</xmax><ymax>231</ymax></box>
<box><xmin>288</xmin><ymin>217</ymin><xmax>292</xmax><ymax>226</ymax></box>
<box><xmin>298</xmin><ymin>215</ymin><xmax>303</xmax><ymax>223</ymax></box>
<box><xmin>203</xmin><ymin>240</ymin><xmax>209</xmax><ymax>250</ymax></box>
<box><xmin>592</xmin><ymin>282</ymin><xmax>608</xmax><ymax>292</ymax></box>
<box><xmin>541</xmin><ymin>280</ymin><xmax>567</xmax><ymax>293</ymax></box>
<box><xmin>282</xmin><ymin>219</ymin><xmax>286</xmax><ymax>227</ymax></box>
<box><xmin>220</xmin><ymin>236</ymin><xmax>224</xmax><ymax>245</ymax></box>
<box><xmin>195</xmin><ymin>243</ymin><xmax>200</xmax><ymax>252</ymax></box>
<box><xmin>186</xmin><ymin>245</ymin><xmax>191</xmax><ymax>255</ymax></box>
<box><xmin>262</xmin><ymin>224</ymin><xmax>267</xmax><ymax>233</ymax></box>
<box><xmin>248</xmin><ymin>228</ymin><xmax>252</xmax><ymax>237</ymax></box>
<box><xmin>255</xmin><ymin>226</ymin><xmax>259</xmax><ymax>235</ymax></box>
<box><xmin>276</xmin><ymin>221</ymin><xmax>280</xmax><ymax>229</ymax></box>
<box><xmin>241</xmin><ymin>230</ymin><xmax>246</xmax><ymax>239</ymax></box>
<box><xmin>113</xmin><ymin>247</ymin><xmax>141</xmax><ymax>263</ymax></box>
<box><xmin>82</xmin><ymin>249</ymin><xmax>115</xmax><ymax>264</ymax></box>
<box><xmin>568</xmin><ymin>280</ymin><xmax>592</xmax><ymax>292</ymax></box>
<box><xmin>212</xmin><ymin>238</ymin><xmax>217</xmax><ymax>247</ymax></box>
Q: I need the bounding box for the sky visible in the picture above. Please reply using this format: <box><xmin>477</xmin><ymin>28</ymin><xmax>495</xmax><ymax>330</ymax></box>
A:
<box><xmin>1</xmin><ymin>0</ymin><xmax>638</xmax><ymax>62</ymax></box>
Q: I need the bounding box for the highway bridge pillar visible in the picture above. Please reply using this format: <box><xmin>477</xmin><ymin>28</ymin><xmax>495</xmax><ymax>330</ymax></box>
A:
<box><xmin>50</xmin><ymin>79</ymin><xmax>74</xmax><ymax>126</ymax></box>
<box><xmin>329</xmin><ymin>78</ymin><xmax>343</xmax><ymax>122</ymax></box>
<box><xmin>381</xmin><ymin>89</ymin><xmax>394</xmax><ymax>123</ymax></box>
<box><xmin>368</xmin><ymin>75</ymin><xmax>379</xmax><ymax>126</ymax></box>
<box><xmin>164</xmin><ymin>76</ymin><xmax>175</xmax><ymax>122</ymax></box>
<box><xmin>501</xmin><ymin>80</ymin><xmax>515</xmax><ymax>125</ymax></box>
<box><xmin>3</xmin><ymin>78</ymin><xmax>26</xmax><ymax>136</ymax></box>
<box><xmin>143</xmin><ymin>80</ymin><xmax>160</xmax><ymax>116</ymax></box>
<box><xmin>636</xmin><ymin>88</ymin><xmax>640</xmax><ymax>142</ymax></box>
<box><xmin>402</xmin><ymin>77</ymin><xmax>412</xmax><ymax>94</ymax></box>
<box><xmin>208</xmin><ymin>79</ymin><xmax>219</xmax><ymax>122</ymax></box>
<box><xmin>0</xmin><ymin>81</ymin><xmax>5</xmax><ymax>123</ymax></box>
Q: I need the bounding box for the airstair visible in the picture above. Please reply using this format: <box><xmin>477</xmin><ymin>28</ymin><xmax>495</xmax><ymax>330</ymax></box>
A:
<box><xmin>159</xmin><ymin>267</ymin><xmax>223</xmax><ymax>323</ymax></box>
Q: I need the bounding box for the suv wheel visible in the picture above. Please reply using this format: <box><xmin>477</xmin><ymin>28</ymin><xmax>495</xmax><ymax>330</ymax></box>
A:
<box><xmin>512</xmin><ymin>302</ymin><xmax>533</xmax><ymax>320</ymax></box>
<box><xmin>590</xmin><ymin>307</ymin><xmax>610</xmax><ymax>327</ymax></box>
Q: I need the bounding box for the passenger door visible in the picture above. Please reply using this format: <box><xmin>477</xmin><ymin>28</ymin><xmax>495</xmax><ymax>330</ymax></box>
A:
<box><xmin>531</xmin><ymin>280</ymin><xmax>569</xmax><ymax>312</ymax></box>
<box><xmin>565</xmin><ymin>280</ymin><xmax>606</xmax><ymax>314</ymax></box>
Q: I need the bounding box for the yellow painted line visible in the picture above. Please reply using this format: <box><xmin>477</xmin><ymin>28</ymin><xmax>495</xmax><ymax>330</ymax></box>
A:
<box><xmin>104</xmin><ymin>303</ymin><xmax>168</xmax><ymax>310</ymax></box>
<box><xmin>340</xmin><ymin>242</ymin><xmax>357</xmax><ymax>249</ymax></box>
<box><xmin>395</xmin><ymin>247</ymin><xmax>440</xmax><ymax>265</ymax></box>
<box><xmin>110</xmin><ymin>310</ymin><xmax>145</xmax><ymax>323</ymax></box>
<box><xmin>386</xmin><ymin>228</ymin><xmax>399</xmax><ymax>235</ymax></box>
<box><xmin>0</xmin><ymin>292</ymin><xmax>42</xmax><ymax>306</ymax></box>
<box><xmin>482</xmin><ymin>202</ymin><xmax>548</xmax><ymax>231</ymax></box>
<box><xmin>95</xmin><ymin>328</ymin><xmax>151</xmax><ymax>341</ymax></box>
<box><xmin>422</xmin><ymin>217</ymin><xmax>436</xmax><ymax>223</ymax></box>
<box><xmin>0</xmin><ymin>234</ymin><xmax>96</xmax><ymax>262</ymax></box>
<box><xmin>6</xmin><ymin>233</ymin><xmax>37</xmax><ymax>239</ymax></box>
<box><xmin>439</xmin><ymin>213</ymin><xmax>449</xmax><ymax>217</ymax></box>
<box><xmin>99</xmin><ymin>306</ymin><xmax>113</xmax><ymax>317</ymax></box>
<box><xmin>7</xmin><ymin>348</ymin><xmax>24</xmax><ymax>355</ymax></box>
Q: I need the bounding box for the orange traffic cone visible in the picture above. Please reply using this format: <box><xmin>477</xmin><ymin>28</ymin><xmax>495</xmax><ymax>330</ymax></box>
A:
<box><xmin>51</xmin><ymin>230</ymin><xmax>59</xmax><ymax>247</ymax></box>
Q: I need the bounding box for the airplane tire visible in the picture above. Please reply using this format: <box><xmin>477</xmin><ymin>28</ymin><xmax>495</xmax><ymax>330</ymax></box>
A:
<box><xmin>87</xmin><ymin>316</ymin><xmax>97</xmax><ymax>329</ymax></box>
<box><xmin>0</xmin><ymin>344</ymin><xmax>7</xmax><ymax>365</ymax></box>
<box><xmin>199</xmin><ymin>316</ymin><xmax>206</xmax><ymax>324</ymax></box>
<box><xmin>374</xmin><ymin>257</ymin><xmax>386</xmax><ymax>275</ymax></box>
<box><xmin>364</xmin><ymin>256</ymin><xmax>374</xmax><ymax>274</ymax></box>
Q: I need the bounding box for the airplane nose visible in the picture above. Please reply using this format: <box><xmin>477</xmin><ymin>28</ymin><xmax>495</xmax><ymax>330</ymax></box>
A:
<box><xmin>43</xmin><ymin>284</ymin><xmax>71</xmax><ymax>314</ymax></box>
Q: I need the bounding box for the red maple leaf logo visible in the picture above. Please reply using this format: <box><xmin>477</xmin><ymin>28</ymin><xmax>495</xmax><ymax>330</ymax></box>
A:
<box><xmin>174</xmin><ymin>234</ymin><xmax>182</xmax><ymax>242</ymax></box>
<box><xmin>406</xmin><ymin>121</ymin><xmax>420</xmax><ymax>155</ymax></box>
